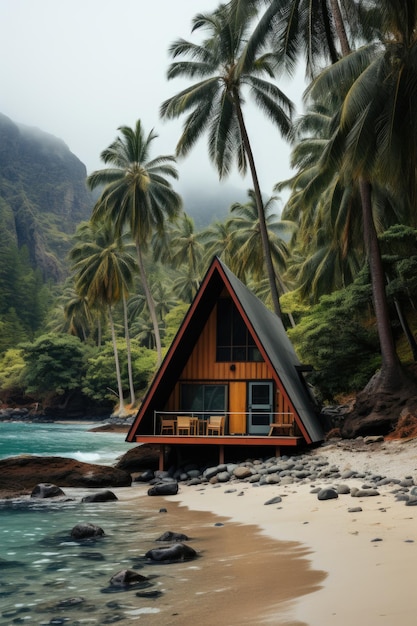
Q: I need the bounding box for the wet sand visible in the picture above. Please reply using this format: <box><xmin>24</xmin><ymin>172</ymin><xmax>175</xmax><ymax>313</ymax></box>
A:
<box><xmin>116</xmin><ymin>486</ymin><xmax>325</xmax><ymax>625</ymax></box>
<box><xmin>165</xmin><ymin>438</ymin><xmax>417</xmax><ymax>626</ymax></box>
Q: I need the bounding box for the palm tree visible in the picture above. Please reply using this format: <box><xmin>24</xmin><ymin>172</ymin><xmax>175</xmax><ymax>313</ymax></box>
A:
<box><xmin>153</xmin><ymin>213</ymin><xmax>205</xmax><ymax>279</ymax></box>
<box><xmin>62</xmin><ymin>288</ymin><xmax>92</xmax><ymax>342</ymax></box>
<box><xmin>87</xmin><ymin>120</ymin><xmax>182</xmax><ymax>365</ymax></box>
<box><xmin>160</xmin><ymin>3</ymin><xmax>293</xmax><ymax>317</ymax></box>
<box><xmin>229</xmin><ymin>0</ymin><xmax>365</xmax><ymax>78</ymax></box>
<box><xmin>304</xmin><ymin>1</ymin><xmax>417</xmax><ymax>395</ymax></box>
<box><xmin>199</xmin><ymin>219</ymin><xmax>238</xmax><ymax>270</ymax></box>
<box><xmin>70</xmin><ymin>222</ymin><xmax>137</xmax><ymax>417</ymax></box>
<box><xmin>228</xmin><ymin>189</ymin><xmax>295</xmax><ymax>285</ymax></box>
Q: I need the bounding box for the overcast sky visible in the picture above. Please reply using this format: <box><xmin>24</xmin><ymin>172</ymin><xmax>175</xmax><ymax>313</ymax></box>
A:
<box><xmin>0</xmin><ymin>0</ymin><xmax>305</xmax><ymax>211</ymax></box>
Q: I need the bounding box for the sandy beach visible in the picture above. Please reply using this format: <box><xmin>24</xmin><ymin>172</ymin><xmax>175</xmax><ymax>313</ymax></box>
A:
<box><xmin>150</xmin><ymin>437</ymin><xmax>417</xmax><ymax>625</ymax></box>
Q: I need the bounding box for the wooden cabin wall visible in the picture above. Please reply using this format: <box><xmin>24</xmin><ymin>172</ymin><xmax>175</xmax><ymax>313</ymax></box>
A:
<box><xmin>180</xmin><ymin>307</ymin><xmax>270</xmax><ymax>380</ymax></box>
<box><xmin>166</xmin><ymin>307</ymin><xmax>270</xmax><ymax>414</ymax></box>
<box><xmin>164</xmin><ymin>303</ymin><xmax>299</xmax><ymax>434</ymax></box>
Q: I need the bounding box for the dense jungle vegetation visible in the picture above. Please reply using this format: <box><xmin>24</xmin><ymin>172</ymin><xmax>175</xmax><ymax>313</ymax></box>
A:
<box><xmin>2</xmin><ymin>1</ymin><xmax>417</xmax><ymax>425</ymax></box>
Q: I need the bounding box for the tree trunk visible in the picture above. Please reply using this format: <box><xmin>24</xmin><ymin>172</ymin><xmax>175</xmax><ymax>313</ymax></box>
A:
<box><xmin>135</xmin><ymin>241</ymin><xmax>163</xmax><ymax>366</ymax></box>
<box><xmin>329</xmin><ymin>0</ymin><xmax>351</xmax><ymax>56</ymax></box>
<box><xmin>233</xmin><ymin>95</ymin><xmax>282</xmax><ymax>318</ymax></box>
<box><xmin>123</xmin><ymin>293</ymin><xmax>136</xmax><ymax>405</ymax></box>
<box><xmin>359</xmin><ymin>179</ymin><xmax>403</xmax><ymax>390</ymax></box>
<box><xmin>108</xmin><ymin>304</ymin><xmax>127</xmax><ymax>417</ymax></box>
<box><xmin>393</xmin><ymin>297</ymin><xmax>417</xmax><ymax>361</ymax></box>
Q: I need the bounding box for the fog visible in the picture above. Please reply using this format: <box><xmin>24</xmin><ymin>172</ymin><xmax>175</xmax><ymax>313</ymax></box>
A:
<box><xmin>0</xmin><ymin>0</ymin><xmax>305</xmax><ymax>214</ymax></box>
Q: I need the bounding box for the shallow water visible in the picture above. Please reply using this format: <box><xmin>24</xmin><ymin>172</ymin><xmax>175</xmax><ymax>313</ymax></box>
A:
<box><xmin>0</xmin><ymin>423</ymin><xmax>324</xmax><ymax>625</ymax></box>
<box><xmin>0</xmin><ymin>421</ymin><xmax>133</xmax><ymax>464</ymax></box>
<box><xmin>0</xmin><ymin>487</ymin><xmax>200</xmax><ymax>625</ymax></box>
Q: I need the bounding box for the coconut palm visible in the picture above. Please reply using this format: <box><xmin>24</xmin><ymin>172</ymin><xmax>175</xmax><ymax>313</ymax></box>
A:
<box><xmin>160</xmin><ymin>3</ymin><xmax>293</xmax><ymax>317</ymax></box>
<box><xmin>62</xmin><ymin>288</ymin><xmax>92</xmax><ymax>342</ymax></box>
<box><xmin>304</xmin><ymin>1</ymin><xmax>417</xmax><ymax>394</ymax></box>
<box><xmin>199</xmin><ymin>219</ymin><xmax>238</xmax><ymax>270</ymax></box>
<box><xmin>228</xmin><ymin>0</ymin><xmax>367</xmax><ymax>78</ymax></box>
<box><xmin>228</xmin><ymin>189</ymin><xmax>295</xmax><ymax>285</ymax></box>
<box><xmin>87</xmin><ymin>120</ymin><xmax>182</xmax><ymax>365</ymax></box>
<box><xmin>70</xmin><ymin>222</ymin><xmax>137</xmax><ymax>416</ymax></box>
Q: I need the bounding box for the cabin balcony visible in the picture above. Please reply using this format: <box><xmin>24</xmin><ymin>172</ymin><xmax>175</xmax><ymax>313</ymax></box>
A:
<box><xmin>134</xmin><ymin>412</ymin><xmax>304</xmax><ymax>469</ymax></box>
<box><xmin>133</xmin><ymin>410</ymin><xmax>302</xmax><ymax>448</ymax></box>
<box><xmin>153</xmin><ymin>411</ymin><xmax>297</xmax><ymax>438</ymax></box>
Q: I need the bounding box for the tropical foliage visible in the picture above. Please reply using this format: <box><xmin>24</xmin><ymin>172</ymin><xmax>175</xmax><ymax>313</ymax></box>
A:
<box><xmin>3</xmin><ymin>1</ymin><xmax>417</xmax><ymax>416</ymax></box>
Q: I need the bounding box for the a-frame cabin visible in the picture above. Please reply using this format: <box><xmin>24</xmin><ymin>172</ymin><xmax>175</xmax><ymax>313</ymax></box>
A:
<box><xmin>126</xmin><ymin>257</ymin><xmax>324</xmax><ymax>469</ymax></box>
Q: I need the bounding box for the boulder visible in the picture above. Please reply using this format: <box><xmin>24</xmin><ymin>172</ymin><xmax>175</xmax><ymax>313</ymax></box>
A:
<box><xmin>30</xmin><ymin>483</ymin><xmax>66</xmax><ymax>498</ymax></box>
<box><xmin>109</xmin><ymin>569</ymin><xmax>148</xmax><ymax>587</ymax></box>
<box><xmin>115</xmin><ymin>444</ymin><xmax>167</xmax><ymax>472</ymax></box>
<box><xmin>147</xmin><ymin>482</ymin><xmax>179</xmax><ymax>496</ymax></box>
<box><xmin>81</xmin><ymin>490</ymin><xmax>118</xmax><ymax>503</ymax></box>
<box><xmin>317</xmin><ymin>488</ymin><xmax>339</xmax><ymax>501</ymax></box>
<box><xmin>0</xmin><ymin>456</ymin><xmax>131</xmax><ymax>493</ymax></box>
<box><xmin>350</xmin><ymin>487</ymin><xmax>380</xmax><ymax>497</ymax></box>
<box><xmin>145</xmin><ymin>543</ymin><xmax>197</xmax><ymax>562</ymax></box>
<box><xmin>156</xmin><ymin>531</ymin><xmax>189</xmax><ymax>542</ymax></box>
<box><xmin>133</xmin><ymin>469</ymin><xmax>155</xmax><ymax>483</ymax></box>
<box><xmin>71</xmin><ymin>523</ymin><xmax>105</xmax><ymax>540</ymax></box>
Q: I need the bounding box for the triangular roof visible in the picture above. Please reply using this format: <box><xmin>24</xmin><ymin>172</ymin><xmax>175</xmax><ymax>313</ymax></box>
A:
<box><xmin>127</xmin><ymin>257</ymin><xmax>324</xmax><ymax>443</ymax></box>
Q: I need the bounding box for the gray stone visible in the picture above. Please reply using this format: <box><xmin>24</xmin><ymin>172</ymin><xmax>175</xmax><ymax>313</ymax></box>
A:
<box><xmin>217</xmin><ymin>471</ymin><xmax>231</xmax><ymax>483</ymax></box>
<box><xmin>264</xmin><ymin>496</ymin><xmax>282</xmax><ymax>505</ymax></box>
<box><xmin>364</xmin><ymin>436</ymin><xmax>384</xmax><ymax>444</ymax></box>
<box><xmin>109</xmin><ymin>569</ymin><xmax>148</xmax><ymax>587</ymax></box>
<box><xmin>317</xmin><ymin>488</ymin><xmax>338</xmax><ymax>501</ymax></box>
<box><xmin>30</xmin><ymin>483</ymin><xmax>65</xmax><ymax>499</ymax></box>
<box><xmin>147</xmin><ymin>482</ymin><xmax>179</xmax><ymax>496</ymax></box>
<box><xmin>156</xmin><ymin>531</ymin><xmax>189</xmax><ymax>542</ymax></box>
<box><xmin>350</xmin><ymin>488</ymin><xmax>380</xmax><ymax>497</ymax></box>
<box><xmin>145</xmin><ymin>543</ymin><xmax>197</xmax><ymax>562</ymax></box>
<box><xmin>233</xmin><ymin>466</ymin><xmax>253</xmax><ymax>480</ymax></box>
<box><xmin>336</xmin><ymin>484</ymin><xmax>351</xmax><ymax>495</ymax></box>
<box><xmin>71</xmin><ymin>523</ymin><xmax>105</xmax><ymax>540</ymax></box>
<box><xmin>265</xmin><ymin>474</ymin><xmax>281</xmax><ymax>484</ymax></box>
<box><xmin>81</xmin><ymin>490</ymin><xmax>118</xmax><ymax>503</ymax></box>
<box><xmin>204</xmin><ymin>466</ymin><xmax>220</xmax><ymax>480</ymax></box>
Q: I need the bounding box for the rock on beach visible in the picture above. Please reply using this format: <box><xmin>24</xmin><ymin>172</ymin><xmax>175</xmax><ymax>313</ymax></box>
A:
<box><xmin>0</xmin><ymin>455</ymin><xmax>131</xmax><ymax>493</ymax></box>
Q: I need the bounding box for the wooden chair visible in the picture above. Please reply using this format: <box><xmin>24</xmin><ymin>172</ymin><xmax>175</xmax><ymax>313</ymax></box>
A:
<box><xmin>268</xmin><ymin>422</ymin><xmax>294</xmax><ymax>436</ymax></box>
<box><xmin>160</xmin><ymin>416</ymin><xmax>176</xmax><ymax>435</ymax></box>
<box><xmin>206</xmin><ymin>415</ymin><xmax>225</xmax><ymax>436</ymax></box>
<box><xmin>177</xmin><ymin>416</ymin><xmax>192</xmax><ymax>435</ymax></box>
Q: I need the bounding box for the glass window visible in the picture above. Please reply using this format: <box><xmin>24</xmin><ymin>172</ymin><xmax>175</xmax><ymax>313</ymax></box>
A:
<box><xmin>181</xmin><ymin>384</ymin><xmax>226</xmax><ymax>413</ymax></box>
<box><xmin>216</xmin><ymin>298</ymin><xmax>262</xmax><ymax>362</ymax></box>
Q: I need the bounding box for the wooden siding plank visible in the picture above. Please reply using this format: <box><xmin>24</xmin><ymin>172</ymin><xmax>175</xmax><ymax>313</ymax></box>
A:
<box><xmin>229</xmin><ymin>382</ymin><xmax>247</xmax><ymax>434</ymax></box>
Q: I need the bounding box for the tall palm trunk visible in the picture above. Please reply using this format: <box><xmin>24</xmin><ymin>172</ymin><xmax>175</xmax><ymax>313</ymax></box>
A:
<box><xmin>135</xmin><ymin>241</ymin><xmax>162</xmax><ymax>365</ymax></box>
<box><xmin>233</xmin><ymin>93</ymin><xmax>282</xmax><ymax>318</ymax></box>
<box><xmin>359</xmin><ymin>180</ymin><xmax>403</xmax><ymax>390</ymax></box>
<box><xmin>330</xmin><ymin>3</ymin><xmax>405</xmax><ymax>390</ymax></box>
<box><xmin>329</xmin><ymin>0</ymin><xmax>351</xmax><ymax>56</ymax></box>
<box><xmin>122</xmin><ymin>293</ymin><xmax>136</xmax><ymax>405</ymax></box>
<box><xmin>108</xmin><ymin>304</ymin><xmax>127</xmax><ymax>417</ymax></box>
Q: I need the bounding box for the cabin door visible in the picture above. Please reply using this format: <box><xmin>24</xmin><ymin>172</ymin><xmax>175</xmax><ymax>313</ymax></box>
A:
<box><xmin>248</xmin><ymin>381</ymin><xmax>273</xmax><ymax>435</ymax></box>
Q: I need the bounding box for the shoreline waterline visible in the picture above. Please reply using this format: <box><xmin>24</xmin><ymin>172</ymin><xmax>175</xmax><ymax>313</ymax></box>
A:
<box><xmin>0</xmin><ymin>484</ymin><xmax>325</xmax><ymax>626</ymax></box>
<box><xmin>3</xmin><ymin>423</ymin><xmax>417</xmax><ymax>624</ymax></box>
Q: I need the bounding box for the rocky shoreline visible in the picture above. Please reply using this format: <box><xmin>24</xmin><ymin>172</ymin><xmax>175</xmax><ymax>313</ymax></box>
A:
<box><xmin>3</xmin><ymin>435</ymin><xmax>417</xmax><ymax>507</ymax></box>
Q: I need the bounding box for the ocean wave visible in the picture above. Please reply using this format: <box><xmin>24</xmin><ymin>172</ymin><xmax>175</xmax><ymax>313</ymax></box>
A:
<box><xmin>71</xmin><ymin>451</ymin><xmax>101</xmax><ymax>463</ymax></box>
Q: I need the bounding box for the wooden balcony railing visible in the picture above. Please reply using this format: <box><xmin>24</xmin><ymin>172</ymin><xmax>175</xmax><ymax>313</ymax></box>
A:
<box><xmin>153</xmin><ymin>411</ymin><xmax>295</xmax><ymax>437</ymax></box>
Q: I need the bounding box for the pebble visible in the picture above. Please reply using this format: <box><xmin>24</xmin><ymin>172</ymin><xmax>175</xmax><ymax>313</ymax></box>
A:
<box><xmin>132</xmin><ymin>441</ymin><xmax>417</xmax><ymax>515</ymax></box>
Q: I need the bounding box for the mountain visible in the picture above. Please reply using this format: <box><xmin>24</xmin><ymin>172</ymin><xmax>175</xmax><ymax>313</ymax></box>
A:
<box><xmin>0</xmin><ymin>113</ymin><xmax>93</xmax><ymax>281</ymax></box>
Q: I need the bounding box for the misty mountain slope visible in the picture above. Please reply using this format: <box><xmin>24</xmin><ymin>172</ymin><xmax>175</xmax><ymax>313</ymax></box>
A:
<box><xmin>0</xmin><ymin>113</ymin><xmax>93</xmax><ymax>280</ymax></box>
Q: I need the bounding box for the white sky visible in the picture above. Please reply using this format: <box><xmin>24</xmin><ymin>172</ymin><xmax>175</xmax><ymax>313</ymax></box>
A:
<box><xmin>0</xmin><ymin>0</ymin><xmax>306</xmax><ymax>210</ymax></box>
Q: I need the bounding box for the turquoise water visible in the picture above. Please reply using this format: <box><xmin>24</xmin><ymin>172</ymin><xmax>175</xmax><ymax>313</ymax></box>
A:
<box><xmin>0</xmin><ymin>422</ymin><xmax>133</xmax><ymax>464</ymax></box>
<box><xmin>0</xmin><ymin>423</ymin><xmax>199</xmax><ymax>625</ymax></box>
